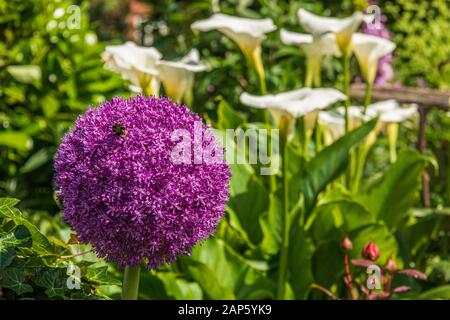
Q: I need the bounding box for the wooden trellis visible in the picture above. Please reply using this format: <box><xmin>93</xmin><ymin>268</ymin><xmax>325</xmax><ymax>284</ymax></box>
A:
<box><xmin>350</xmin><ymin>84</ymin><xmax>450</xmax><ymax>207</ymax></box>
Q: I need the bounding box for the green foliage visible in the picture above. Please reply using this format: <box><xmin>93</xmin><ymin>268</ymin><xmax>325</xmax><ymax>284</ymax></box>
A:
<box><xmin>0</xmin><ymin>0</ymin><xmax>448</xmax><ymax>300</ymax></box>
<box><xmin>383</xmin><ymin>0</ymin><xmax>450</xmax><ymax>89</ymax></box>
<box><xmin>0</xmin><ymin>0</ymin><xmax>126</xmax><ymax>212</ymax></box>
<box><xmin>0</xmin><ymin>198</ymin><xmax>120</xmax><ymax>299</ymax></box>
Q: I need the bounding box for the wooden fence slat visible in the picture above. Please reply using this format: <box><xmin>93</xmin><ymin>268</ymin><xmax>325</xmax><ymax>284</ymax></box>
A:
<box><xmin>350</xmin><ymin>84</ymin><xmax>450</xmax><ymax>110</ymax></box>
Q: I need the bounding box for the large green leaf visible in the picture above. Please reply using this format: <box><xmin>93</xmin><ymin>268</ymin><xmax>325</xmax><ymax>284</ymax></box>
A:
<box><xmin>358</xmin><ymin>149</ymin><xmax>426</xmax><ymax>230</ymax></box>
<box><xmin>310</xmin><ymin>200</ymin><xmax>375</xmax><ymax>245</ymax></box>
<box><xmin>183</xmin><ymin>259</ymin><xmax>235</xmax><ymax>299</ymax></box>
<box><xmin>227</xmin><ymin>175</ymin><xmax>268</xmax><ymax>244</ymax></box>
<box><xmin>349</xmin><ymin>223</ymin><xmax>398</xmax><ymax>263</ymax></box>
<box><xmin>419</xmin><ymin>285</ymin><xmax>450</xmax><ymax>300</ymax></box>
<box><xmin>222</xmin><ymin>129</ymin><xmax>268</xmax><ymax>244</ymax></box>
<box><xmin>288</xmin><ymin>217</ymin><xmax>314</xmax><ymax>299</ymax></box>
<box><xmin>216</xmin><ymin>99</ymin><xmax>246</xmax><ymax>130</ymax></box>
<box><xmin>189</xmin><ymin>238</ymin><xmax>249</xmax><ymax>294</ymax></box>
<box><xmin>260</xmin><ymin>191</ymin><xmax>283</xmax><ymax>254</ymax></box>
<box><xmin>296</xmin><ymin>118</ymin><xmax>377</xmax><ymax>215</ymax></box>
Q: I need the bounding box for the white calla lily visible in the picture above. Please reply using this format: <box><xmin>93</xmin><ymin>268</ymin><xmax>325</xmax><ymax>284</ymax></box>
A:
<box><xmin>240</xmin><ymin>88</ymin><xmax>346</xmax><ymax>139</ymax></box>
<box><xmin>297</xmin><ymin>9</ymin><xmax>364</xmax><ymax>55</ymax></box>
<box><xmin>366</xmin><ymin>100</ymin><xmax>417</xmax><ymax>162</ymax></box>
<box><xmin>337</xmin><ymin>105</ymin><xmax>377</xmax><ymax>128</ymax></box>
<box><xmin>318</xmin><ymin>111</ymin><xmax>346</xmax><ymax>145</ymax></box>
<box><xmin>103</xmin><ymin>41</ymin><xmax>162</xmax><ymax>96</ymax></box>
<box><xmin>366</xmin><ymin>100</ymin><xmax>417</xmax><ymax>123</ymax></box>
<box><xmin>156</xmin><ymin>49</ymin><xmax>207</xmax><ymax>105</ymax></box>
<box><xmin>280</xmin><ymin>29</ymin><xmax>340</xmax><ymax>87</ymax></box>
<box><xmin>191</xmin><ymin>13</ymin><xmax>276</xmax><ymax>90</ymax></box>
<box><xmin>352</xmin><ymin>33</ymin><xmax>396</xmax><ymax>85</ymax></box>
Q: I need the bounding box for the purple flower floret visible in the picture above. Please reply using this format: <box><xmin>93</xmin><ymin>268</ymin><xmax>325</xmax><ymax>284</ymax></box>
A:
<box><xmin>54</xmin><ymin>96</ymin><xmax>231</xmax><ymax>268</ymax></box>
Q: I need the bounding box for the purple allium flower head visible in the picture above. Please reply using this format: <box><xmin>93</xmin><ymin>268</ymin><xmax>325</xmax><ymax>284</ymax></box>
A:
<box><xmin>54</xmin><ymin>96</ymin><xmax>231</xmax><ymax>269</ymax></box>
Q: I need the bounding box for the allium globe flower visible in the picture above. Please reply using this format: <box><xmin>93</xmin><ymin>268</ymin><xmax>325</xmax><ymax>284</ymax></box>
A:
<box><xmin>54</xmin><ymin>96</ymin><xmax>230</xmax><ymax>269</ymax></box>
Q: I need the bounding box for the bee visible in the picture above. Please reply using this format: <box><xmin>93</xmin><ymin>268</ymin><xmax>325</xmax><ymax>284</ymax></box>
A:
<box><xmin>112</xmin><ymin>123</ymin><xmax>127</xmax><ymax>137</ymax></box>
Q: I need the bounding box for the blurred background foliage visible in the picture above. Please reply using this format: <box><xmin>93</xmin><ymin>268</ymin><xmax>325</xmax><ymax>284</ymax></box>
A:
<box><xmin>0</xmin><ymin>0</ymin><xmax>449</xmax><ymax>299</ymax></box>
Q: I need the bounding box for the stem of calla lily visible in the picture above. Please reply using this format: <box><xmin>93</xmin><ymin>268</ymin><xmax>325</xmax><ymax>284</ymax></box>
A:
<box><xmin>315</xmin><ymin>122</ymin><xmax>322</xmax><ymax>153</ymax></box>
<box><xmin>386</xmin><ymin>123</ymin><xmax>398</xmax><ymax>163</ymax></box>
<box><xmin>342</xmin><ymin>53</ymin><xmax>352</xmax><ymax>189</ymax></box>
<box><xmin>249</xmin><ymin>48</ymin><xmax>278</xmax><ymax>193</ymax></box>
<box><xmin>277</xmin><ymin>132</ymin><xmax>289</xmax><ymax>300</ymax></box>
<box><xmin>363</xmin><ymin>81</ymin><xmax>373</xmax><ymax>113</ymax></box>
<box><xmin>305</xmin><ymin>61</ymin><xmax>313</xmax><ymax>88</ymax></box>
<box><xmin>342</xmin><ymin>53</ymin><xmax>351</xmax><ymax>133</ymax></box>
<box><xmin>122</xmin><ymin>264</ymin><xmax>141</xmax><ymax>300</ymax></box>
<box><xmin>313</xmin><ymin>59</ymin><xmax>321</xmax><ymax>88</ymax></box>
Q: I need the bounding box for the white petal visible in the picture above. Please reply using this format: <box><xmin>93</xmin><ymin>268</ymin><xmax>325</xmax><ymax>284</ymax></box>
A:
<box><xmin>336</xmin><ymin>105</ymin><xmax>377</xmax><ymax>121</ymax></box>
<box><xmin>297</xmin><ymin>9</ymin><xmax>363</xmax><ymax>37</ymax></box>
<box><xmin>157</xmin><ymin>49</ymin><xmax>206</xmax><ymax>72</ymax></box>
<box><xmin>280</xmin><ymin>29</ymin><xmax>313</xmax><ymax>45</ymax></box>
<box><xmin>240</xmin><ymin>88</ymin><xmax>345</xmax><ymax>118</ymax></box>
<box><xmin>239</xmin><ymin>88</ymin><xmax>311</xmax><ymax>109</ymax></box>
<box><xmin>284</xmin><ymin>89</ymin><xmax>346</xmax><ymax>117</ymax></box>
<box><xmin>191</xmin><ymin>13</ymin><xmax>276</xmax><ymax>38</ymax></box>
<box><xmin>103</xmin><ymin>41</ymin><xmax>162</xmax><ymax>87</ymax></box>
<box><xmin>319</xmin><ymin>111</ymin><xmax>346</xmax><ymax>141</ymax></box>
<box><xmin>379</xmin><ymin>105</ymin><xmax>417</xmax><ymax>123</ymax></box>
<box><xmin>352</xmin><ymin>33</ymin><xmax>396</xmax><ymax>62</ymax></box>
<box><xmin>280</xmin><ymin>29</ymin><xmax>341</xmax><ymax>57</ymax></box>
<box><xmin>366</xmin><ymin>99</ymin><xmax>399</xmax><ymax>114</ymax></box>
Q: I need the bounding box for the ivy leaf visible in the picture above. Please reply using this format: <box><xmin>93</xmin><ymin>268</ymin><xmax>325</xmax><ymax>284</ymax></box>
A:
<box><xmin>0</xmin><ymin>268</ymin><xmax>33</xmax><ymax>295</ymax></box>
<box><xmin>31</xmin><ymin>268</ymin><xmax>67</xmax><ymax>298</ymax></box>
<box><xmin>85</xmin><ymin>266</ymin><xmax>121</xmax><ymax>286</ymax></box>
<box><xmin>0</xmin><ymin>248</ymin><xmax>15</xmax><ymax>271</ymax></box>
<box><xmin>0</xmin><ymin>198</ymin><xmax>52</xmax><ymax>255</ymax></box>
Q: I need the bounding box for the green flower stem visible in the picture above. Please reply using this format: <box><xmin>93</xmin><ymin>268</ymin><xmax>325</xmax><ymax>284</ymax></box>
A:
<box><xmin>254</xmin><ymin>56</ymin><xmax>277</xmax><ymax>193</ymax></box>
<box><xmin>277</xmin><ymin>134</ymin><xmax>289</xmax><ymax>300</ymax></box>
<box><xmin>352</xmin><ymin>145</ymin><xmax>369</xmax><ymax>192</ymax></box>
<box><xmin>386</xmin><ymin>123</ymin><xmax>399</xmax><ymax>163</ymax></box>
<box><xmin>342</xmin><ymin>53</ymin><xmax>351</xmax><ymax>133</ymax></box>
<box><xmin>315</xmin><ymin>122</ymin><xmax>322</xmax><ymax>153</ymax></box>
<box><xmin>342</xmin><ymin>53</ymin><xmax>352</xmax><ymax>189</ymax></box>
<box><xmin>363</xmin><ymin>81</ymin><xmax>373</xmax><ymax>113</ymax></box>
<box><xmin>353</xmin><ymin>80</ymin><xmax>374</xmax><ymax>190</ymax></box>
<box><xmin>122</xmin><ymin>265</ymin><xmax>141</xmax><ymax>300</ymax></box>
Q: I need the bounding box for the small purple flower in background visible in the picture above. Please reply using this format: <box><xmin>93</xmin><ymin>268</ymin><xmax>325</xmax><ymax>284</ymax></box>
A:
<box><xmin>362</xmin><ymin>0</ymin><xmax>394</xmax><ymax>86</ymax></box>
<box><xmin>54</xmin><ymin>96</ymin><xmax>230</xmax><ymax>269</ymax></box>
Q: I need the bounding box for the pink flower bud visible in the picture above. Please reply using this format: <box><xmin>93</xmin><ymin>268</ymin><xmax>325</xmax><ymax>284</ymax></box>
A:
<box><xmin>384</xmin><ymin>257</ymin><xmax>397</xmax><ymax>272</ymax></box>
<box><xmin>341</xmin><ymin>234</ymin><xmax>353</xmax><ymax>250</ymax></box>
<box><xmin>362</xmin><ymin>241</ymin><xmax>380</xmax><ymax>261</ymax></box>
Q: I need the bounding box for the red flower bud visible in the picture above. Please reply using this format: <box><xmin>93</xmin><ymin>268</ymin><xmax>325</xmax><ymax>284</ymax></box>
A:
<box><xmin>362</xmin><ymin>241</ymin><xmax>380</xmax><ymax>261</ymax></box>
<box><xmin>341</xmin><ymin>234</ymin><xmax>353</xmax><ymax>250</ymax></box>
<box><xmin>384</xmin><ymin>257</ymin><xmax>397</xmax><ymax>272</ymax></box>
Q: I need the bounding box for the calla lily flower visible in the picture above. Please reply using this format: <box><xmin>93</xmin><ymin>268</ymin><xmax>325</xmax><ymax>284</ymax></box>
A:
<box><xmin>352</xmin><ymin>33</ymin><xmax>396</xmax><ymax>85</ymax></box>
<box><xmin>240</xmin><ymin>88</ymin><xmax>346</xmax><ymax>139</ymax></box>
<box><xmin>337</xmin><ymin>105</ymin><xmax>377</xmax><ymax>128</ymax></box>
<box><xmin>191</xmin><ymin>13</ymin><xmax>276</xmax><ymax>88</ymax></box>
<box><xmin>103</xmin><ymin>41</ymin><xmax>162</xmax><ymax>96</ymax></box>
<box><xmin>366</xmin><ymin>100</ymin><xmax>416</xmax><ymax>123</ymax></box>
<box><xmin>297</xmin><ymin>9</ymin><xmax>364</xmax><ymax>55</ymax></box>
<box><xmin>318</xmin><ymin>111</ymin><xmax>346</xmax><ymax>145</ymax></box>
<box><xmin>365</xmin><ymin>100</ymin><xmax>417</xmax><ymax>162</ymax></box>
<box><xmin>156</xmin><ymin>49</ymin><xmax>207</xmax><ymax>105</ymax></box>
<box><xmin>280</xmin><ymin>29</ymin><xmax>340</xmax><ymax>87</ymax></box>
